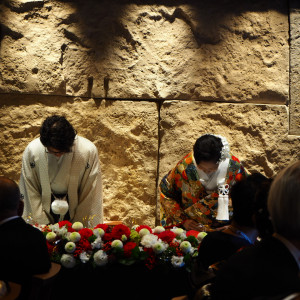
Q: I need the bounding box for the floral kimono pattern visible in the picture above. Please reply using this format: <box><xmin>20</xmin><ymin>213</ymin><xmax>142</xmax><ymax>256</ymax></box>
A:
<box><xmin>159</xmin><ymin>152</ymin><xmax>247</xmax><ymax>229</ymax></box>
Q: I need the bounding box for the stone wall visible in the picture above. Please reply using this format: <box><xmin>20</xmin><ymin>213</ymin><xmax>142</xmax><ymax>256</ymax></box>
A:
<box><xmin>0</xmin><ymin>0</ymin><xmax>299</xmax><ymax>226</ymax></box>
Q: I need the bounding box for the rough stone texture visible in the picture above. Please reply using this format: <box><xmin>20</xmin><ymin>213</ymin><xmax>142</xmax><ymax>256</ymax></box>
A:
<box><xmin>0</xmin><ymin>0</ymin><xmax>289</xmax><ymax>102</ymax></box>
<box><xmin>0</xmin><ymin>95</ymin><xmax>158</xmax><ymax>226</ymax></box>
<box><xmin>290</xmin><ymin>0</ymin><xmax>300</xmax><ymax>135</ymax></box>
<box><xmin>159</xmin><ymin>100</ymin><xmax>300</xmax><ymax>180</ymax></box>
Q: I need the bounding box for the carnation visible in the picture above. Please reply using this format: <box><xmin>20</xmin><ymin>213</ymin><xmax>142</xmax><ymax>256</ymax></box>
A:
<box><xmin>72</xmin><ymin>222</ymin><xmax>84</xmax><ymax>231</ymax></box>
<box><xmin>69</xmin><ymin>232</ymin><xmax>81</xmax><ymax>243</ymax></box>
<box><xmin>65</xmin><ymin>242</ymin><xmax>76</xmax><ymax>253</ymax></box>
<box><xmin>171</xmin><ymin>256</ymin><xmax>185</xmax><ymax>268</ymax></box>
<box><xmin>123</xmin><ymin>242</ymin><xmax>137</xmax><ymax>257</ymax></box>
<box><xmin>197</xmin><ymin>232</ymin><xmax>208</xmax><ymax>241</ymax></box>
<box><xmin>111</xmin><ymin>239</ymin><xmax>123</xmax><ymax>249</ymax></box>
<box><xmin>79</xmin><ymin>251</ymin><xmax>91</xmax><ymax>263</ymax></box>
<box><xmin>141</xmin><ymin>234</ymin><xmax>159</xmax><ymax>248</ymax></box>
<box><xmin>46</xmin><ymin>232</ymin><xmax>56</xmax><ymax>242</ymax></box>
<box><xmin>94</xmin><ymin>250</ymin><xmax>108</xmax><ymax>266</ymax></box>
<box><xmin>111</xmin><ymin>224</ymin><xmax>131</xmax><ymax>240</ymax></box>
<box><xmin>78</xmin><ymin>228</ymin><xmax>94</xmax><ymax>240</ymax></box>
<box><xmin>91</xmin><ymin>237</ymin><xmax>102</xmax><ymax>249</ymax></box>
<box><xmin>153</xmin><ymin>226</ymin><xmax>165</xmax><ymax>234</ymax></box>
<box><xmin>158</xmin><ymin>230</ymin><xmax>176</xmax><ymax>243</ymax></box>
<box><xmin>61</xmin><ymin>254</ymin><xmax>76</xmax><ymax>268</ymax></box>
<box><xmin>180</xmin><ymin>241</ymin><xmax>192</xmax><ymax>254</ymax></box>
<box><xmin>93</xmin><ymin>228</ymin><xmax>105</xmax><ymax>238</ymax></box>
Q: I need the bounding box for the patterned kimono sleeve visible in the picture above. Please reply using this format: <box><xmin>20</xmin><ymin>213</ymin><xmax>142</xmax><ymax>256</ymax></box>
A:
<box><xmin>159</xmin><ymin>167</ymin><xmax>189</xmax><ymax>227</ymax></box>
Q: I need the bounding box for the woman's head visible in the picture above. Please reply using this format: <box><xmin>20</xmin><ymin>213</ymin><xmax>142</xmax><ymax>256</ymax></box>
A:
<box><xmin>40</xmin><ymin>115</ymin><xmax>76</xmax><ymax>153</ymax></box>
<box><xmin>268</xmin><ymin>161</ymin><xmax>300</xmax><ymax>240</ymax></box>
<box><xmin>193</xmin><ymin>134</ymin><xmax>223</xmax><ymax>165</ymax></box>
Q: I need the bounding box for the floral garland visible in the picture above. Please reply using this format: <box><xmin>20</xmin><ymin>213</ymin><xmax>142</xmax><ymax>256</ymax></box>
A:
<box><xmin>35</xmin><ymin>221</ymin><xmax>207</xmax><ymax>271</ymax></box>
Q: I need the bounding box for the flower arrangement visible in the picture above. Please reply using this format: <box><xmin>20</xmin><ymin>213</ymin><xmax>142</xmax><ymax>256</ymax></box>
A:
<box><xmin>37</xmin><ymin>221</ymin><xmax>207</xmax><ymax>271</ymax></box>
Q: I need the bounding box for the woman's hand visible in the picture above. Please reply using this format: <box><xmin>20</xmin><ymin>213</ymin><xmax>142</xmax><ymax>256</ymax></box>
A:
<box><xmin>183</xmin><ymin>219</ymin><xmax>204</xmax><ymax>231</ymax></box>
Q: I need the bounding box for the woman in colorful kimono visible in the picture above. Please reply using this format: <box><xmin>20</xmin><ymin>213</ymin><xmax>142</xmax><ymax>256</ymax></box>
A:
<box><xmin>20</xmin><ymin>115</ymin><xmax>103</xmax><ymax>226</ymax></box>
<box><xmin>159</xmin><ymin>134</ymin><xmax>247</xmax><ymax>231</ymax></box>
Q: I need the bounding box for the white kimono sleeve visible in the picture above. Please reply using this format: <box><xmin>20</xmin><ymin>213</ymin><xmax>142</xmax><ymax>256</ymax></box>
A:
<box><xmin>72</xmin><ymin>147</ymin><xmax>103</xmax><ymax>226</ymax></box>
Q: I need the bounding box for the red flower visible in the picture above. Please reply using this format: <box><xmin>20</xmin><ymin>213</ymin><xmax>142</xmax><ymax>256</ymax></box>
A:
<box><xmin>94</xmin><ymin>224</ymin><xmax>109</xmax><ymax>232</ymax></box>
<box><xmin>235</xmin><ymin>173</ymin><xmax>243</xmax><ymax>181</ymax></box>
<box><xmin>144</xmin><ymin>248</ymin><xmax>156</xmax><ymax>270</ymax></box>
<box><xmin>123</xmin><ymin>242</ymin><xmax>137</xmax><ymax>257</ymax></box>
<box><xmin>73</xmin><ymin>238</ymin><xmax>92</xmax><ymax>257</ymax></box>
<box><xmin>136</xmin><ymin>225</ymin><xmax>152</xmax><ymax>234</ymax></box>
<box><xmin>186</xmin><ymin>230</ymin><xmax>200</xmax><ymax>238</ymax></box>
<box><xmin>78</xmin><ymin>228</ymin><xmax>94</xmax><ymax>239</ymax></box>
<box><xmin>103</xmin><ymin>232</ymin><xmax>113</xmax><ymax>242</ymax></box>
<box><xmin>46</xmin><ymin>241</ymin><xmax>55</xmax><ymax>255</ymax></box>
<box><xmin>158</xmin><ymin>230</ymin><xmax>176</xmax><ymax>244</ymax></box>
<box><xmin>58</xmin><ymin>221</ymin><xmax>74</xmax><ymax>232</ymax></box>
<box><xmin>111</xmin><ymin>224</ymin><xmax>131</xmax><ymax>240</ymax></box>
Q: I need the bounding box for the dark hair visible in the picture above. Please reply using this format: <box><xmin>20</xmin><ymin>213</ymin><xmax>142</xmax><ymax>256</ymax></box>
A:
<box><xmin>230</xmin><ymin>173</ymin><xmax>269</xmax><ymax>227</ymax></box>
<box><xmin>40</xmin><ymin>115</ymin><xmax>76</xmax><ymax>152</ymax></box>
<box><xmin>0</xmin><ymin>177</ymin><xmax>20</xmax><ymax>212</ymax></box>
<box><xmin>193</xmin><ymin>134</ymin><xmax>223</xmax><ymax>165</ymax></box>
<box><xmin>253</xmin><ymin>179</ymin><xmax>274</xmax><ymax>238</ymax></box>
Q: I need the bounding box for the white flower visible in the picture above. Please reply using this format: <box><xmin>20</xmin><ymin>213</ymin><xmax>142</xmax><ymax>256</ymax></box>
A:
<box><xmin>72</xmin><ymin>222</ymin><xmax>84</xmax><ymax>231</ymax></box>
<box><xmin>69</xmin><ymin>232</ymin><xmax>81</xmax><ymax>243</ymax></box>
<box><xmin>79</xmin><ymin>252</ymin><xmax>91</xmax><ymax>263</ymax></box>
<box><xmin>153</xmin><ymin>226</ymin><xmax>165</xmax><ymax>234</ymax></box>
<box><xmin>141</xmin><ymin>234</ymin><xmax>159</xmax><ymax>248</ymax></box>
<box><xmin>61</xmin><ymin>254</ymin><xmax>76</xmax><ymax>268</ymax></box>
<box><xmin>65</xmin><ymin>242</ymin><xmax>76</xmax><ymax>253</ymax></box>
<box><xmin>91</xmin><ymin>237</ymin><xmax>102</xmax><ymax>249</ymax></box>
<box><xmin>171</xmin><ymin>256</ymin><xmax>185</xmax><ymax>268</ymax></box>
<box><xmin>46</xmin><ymin>232</ymin><xmax>56</xmax><ymax>242</ymax></box>
<box><xmin>153</xmin><ymin>241</ymin><xmax>167</xmax><ymax>254</ymax></box>
<box><xmin>93</xmin><ymin>228</ymin><xmax>105</xmax><ymax>238</ymax></box>
<box><xmin>139</xmin><ymin>228</ymin><xmax>150</xmax><ymax>238</ymax></box>
<box><xmin>180</xmin><ymin>241</ymin><xmax>192</xmax><ymax>254</ymax></box>
<box><xmin>49</xmin><ymin>223</ymin><xmax>59</xmax><ymax>232</ymax></box>
<box><xmin>56</xmin><ymin>227</ymin><xmax>68</xmax><ymax>238</ymax></box>
<box><xmin>171</xmin><ymin>227</ymin><xmax>185</xmax><ymax>238</ymax></box>
<box><xmin>197</xmin><ymin>232</ymin><xmax>208</xmax><ymax>242</ymax></box>
<box><xmin>94</xmin><ymin>250</ymin><xmax>108</xmax><ymax>266</ymax></box>
<box><xmin>111</xmin><ymin>240</ymin><xmax>123</xmax><ymax>249</ymax></box>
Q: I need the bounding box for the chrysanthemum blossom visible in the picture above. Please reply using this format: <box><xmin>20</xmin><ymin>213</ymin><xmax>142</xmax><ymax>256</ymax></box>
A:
<box><xmin>121</xmin><ymin>234</ymin><xmax>128</xmax><ymax>242</ymax></box>
<box><xmin>171</xmin><ymin>227</ymin><xmax>185</xmax><ymax>237</ymax></box>
<box><xmin>171</xmin><ymin>256</ymin><xmax>185</xmax><ymax>268</ymax></box>
<box><xmin>197</xmin><ymin>232</ymin><xmax>207</xmax><ymax>241</ymax></box>
<box><xmin>153</xmin><ymin>241</ymin><xmax>167</xmax><ymax>254</ymax></box>
<box><xmin>69</xmin><ymin>232</ymin><xmax>81</xmax><ymax>243</ymax></box>
<box><xmin>153</xmin><ymin>226</ymin><xmax>165</xmax><ymax>234</ymax></box>
<box><xmin>72</xmin><ymin>222</ymin><xmax>84</xmax><ymax>231</ymax></box>
<box><xmin>180</xmin><ymin>241</ymin><xmax>192</xmax><ymax>254</ymax></box>
<box><xmin>141</xmin><ymin>234</ymin><xmax>159</xmax><ymax>248</ymax></box>
<box><xmin>93</xmin><ymin>228</ymin><xmax>105</xmax><ymax>238</ymax></box>
<box><xmin>61</xmin><ymin>254</ymin><xmax>76</xmax><ymax>268</ymax></box>
<box><xmin>94</xmin><ymin>250</ymin><xmax>108</xmax><ymax>266</ymax></box>
<box><xmin>65</xmin><ymin>242</ymin><xmax>76</xmax><ymax>253</ymax></box>
<box><xmin>46</xmin><ymin>232</ymin><xmax>56</xmax><ymax>242</ymax></box>
<box><xmin>111</xmin><ymin>239</ymin><xmax>123</xmax><ymax>249</ymax></box>
<box><xmin>139</xmin><ymin>228</ymin><xmax>150</xmax><ymax>238</ymax></box>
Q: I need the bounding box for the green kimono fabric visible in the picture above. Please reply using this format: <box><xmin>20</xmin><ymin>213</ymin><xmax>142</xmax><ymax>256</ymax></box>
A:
<box><xmin>159</xmin><ymin>151</ymin><xmax>247</xmax><ymax>229</ymax></box>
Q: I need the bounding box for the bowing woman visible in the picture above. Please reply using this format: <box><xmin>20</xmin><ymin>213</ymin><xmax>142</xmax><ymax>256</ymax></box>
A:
<box><xmin>159</xmin><ymin>134</ymin><xmax>247</xmax><ymax>231</ymax></box>
<box><xmin>19</xmin><ymin>115</ymin><xmax>103</xmax><ymax>225</ymax></box>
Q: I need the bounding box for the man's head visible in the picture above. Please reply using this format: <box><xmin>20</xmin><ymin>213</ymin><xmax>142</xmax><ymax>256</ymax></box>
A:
<box><xmin>0</xmin><ymin>177</ymin><xmax>21</xmax><ymax>220</ymax></box>
<box><xmin>40</xmin><ymin>115</ymin><xmax>76</xmax><ymax>155</ymax></box>
<box><xmin>231</xmin><ymin>173</ymin><xmax>270</xmax><ymax>228</ymax></box>
<box><xmin>268</xmin><ymin>161</ymin><xmax>300</xmax><ymax>240</ymax></box>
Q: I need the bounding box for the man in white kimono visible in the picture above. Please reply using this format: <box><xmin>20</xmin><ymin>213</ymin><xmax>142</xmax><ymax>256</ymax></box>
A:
<box><xmin>19</xmin><ymin>115</ymin><xmax>103</xmax><ymax>226</ymax></box>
